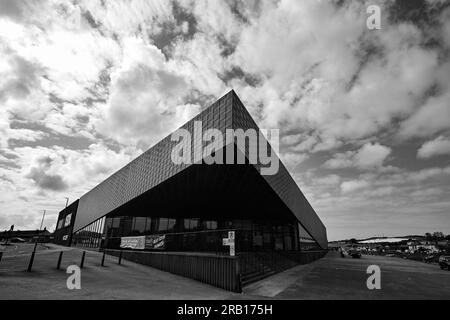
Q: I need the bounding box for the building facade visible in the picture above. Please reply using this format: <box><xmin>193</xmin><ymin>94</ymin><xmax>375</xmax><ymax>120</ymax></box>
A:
<box><xmin>53</xmin><ymin>200</ymin><xmax>78</xmax><ymax>247</ymax></box>
<box><xmin>53</xmin><ymin>90</ymin><xmax>327</xmax><ymax>288</ymax></box>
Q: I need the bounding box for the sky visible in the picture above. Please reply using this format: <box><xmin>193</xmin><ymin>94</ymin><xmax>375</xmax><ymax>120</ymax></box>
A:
<box><xmin>0</xmin><ymin>0</ymin><xmax>449</xmax><ymax>241</ymax></box>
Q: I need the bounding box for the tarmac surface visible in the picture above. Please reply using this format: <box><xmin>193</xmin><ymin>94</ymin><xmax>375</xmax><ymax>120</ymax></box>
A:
<box><xmin>1</xmin><ymin>245</ymin><xmax>449</xmax><ymax>299</ymax></box>
<box><xmin>243</xmin><ymin>251</ymin><xmax>450</xmax><ymax>299</ymax></box>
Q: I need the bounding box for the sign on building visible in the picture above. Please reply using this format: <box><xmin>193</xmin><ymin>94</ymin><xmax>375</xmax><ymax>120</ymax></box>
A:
<box><xmin>64</xmin><ymin>213</ymin><xmax>72</xmax><ymax>227</ymax></box>
<box><xmin>145</xmin><ymin>234</ymin><xmax>166</xmax><ymax>250</ymax></box>
<box><xmin>223</xmin><ymin>231</ymin><xmax>235</xmax><ymax>256</ymax></box>
<box><xmin>120</xmin><ymin>235</ymin><xmax>166</xmax><ymax>250</ymax></box>
<box><xmin>120</xmin><ymin>236</ymin><xmax>146</xmax><ymax>250</ymax></box>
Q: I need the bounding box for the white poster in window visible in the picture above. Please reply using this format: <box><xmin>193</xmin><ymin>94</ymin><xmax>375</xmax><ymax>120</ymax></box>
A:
<box><xmin>64</xmin><ymin>213</ymin><xmax>72</xmax><ymax>227</ymax></box>
<box><xmin>120</xmin><ymin>236</ymin><xmax>146</xmax><ymax>250</ymax></box>
<box><xmin>145</xmin><ymin>234</ymin><xmax>166</xmax><ymax>250</ymax></box>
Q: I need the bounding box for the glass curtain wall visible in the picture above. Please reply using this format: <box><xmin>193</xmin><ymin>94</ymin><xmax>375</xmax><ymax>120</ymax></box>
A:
<box><xmin>298</xmin><ymin>223</ymin><xmax>321</xmax><ymax>251</ymax></box>
<box><xmin>70</xmin><ymin>216</ymin><xmax>307</xmax><ymax>253</ymax></box>
<box><xmin>101</xmin><ymin>216</ymin><xmax>298</xmax><ymax>253</ymax></box>
<box><xmin>72</xmin><ymin>217</ymin><xmax>105</xmax><ymax>248</ymax></box>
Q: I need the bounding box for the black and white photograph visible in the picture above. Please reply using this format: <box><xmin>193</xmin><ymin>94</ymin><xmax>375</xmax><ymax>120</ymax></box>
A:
<box><xmin>0</xmin><ymin>0</ymin><xmax>449</xmax><ymax>308</ymax></box>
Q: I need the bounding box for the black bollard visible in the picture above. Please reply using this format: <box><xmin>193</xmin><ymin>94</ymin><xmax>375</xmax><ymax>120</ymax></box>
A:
<box><xmin>27</xmin><ymin>251</ymin><xmax>35</xmax><ymax>272</ymax></box>
<box><xmin>80</xmin><ymin>251</ymin><xmax>86</xmax><ymax>269</ymax></box>
<box><xmin>118</xmin><ymin>250</ymin><xmax>122</xmax><ymax>265</ymax></box>
<box><xmin>56</xmin><ymin>251</ymin><xmax>63</xmax><ymax>270</ymax></box>
<box><xmin>101</xmin><ymin>251</ymin><xmax>106</xmax><ymax>267</ymax></box>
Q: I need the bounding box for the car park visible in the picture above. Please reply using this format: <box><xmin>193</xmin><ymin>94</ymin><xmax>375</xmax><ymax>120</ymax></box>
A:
<box><xmin>438</xmin><ymin>255</ymin><xmax>450</xmax><ymax>270</ymax></box>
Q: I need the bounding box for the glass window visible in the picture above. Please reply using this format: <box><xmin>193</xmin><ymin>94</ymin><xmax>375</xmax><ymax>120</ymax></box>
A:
<box><xmin>158</xmin><ymin>218</ymin><xmax>168</xmax><ymax>232</ymax></box>
<box><xmin>183</xmin><ymin>218</ymin><xmax>199</xmax><ymax>231</ymax></box>
<box><xmin>202</xmin><ymin>220</ymin><xmax>218</xmax><ymax>230</ymax></box>
<box><xmin>167</xmin><ymin>218</ymin><xmax>176</xmax><ymax>232</ymax></box>
<box><xmin>132</xmin><ymin>217</ymin><xmax>146</xmax><ymax>235</ymax></box>
<box><xmin>145</xmin><ymin>218</ymin><xmax>152</xmax><ymax>234</ymax></box>
<box><xmin>112</xmin><ymin>217</ymin><xmax>120</xmax><ymax>228</ymax></box>
<box><xmin>121</xmin><ymin>216</ymin><xmax>133</xmax><ymax>237</ymax></box>
<box><xmin>105</xmin><ymin>218</ymin><xmax>113</xmax><ymax>237</ymax></box>
<box><xmin>184</xmin><ymin>219</ymin><xmax>192</xmax><ymax>230</ymax></box>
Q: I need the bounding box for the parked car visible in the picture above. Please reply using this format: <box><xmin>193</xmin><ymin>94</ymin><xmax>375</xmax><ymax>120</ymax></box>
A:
<box><xmin>348</xmin><ymin>248</ymin><xmax>361</xmax><ymax>258</ymax></box>
<box><xmin>438</xmin><ymin>256</ymin><xmax>450</xmax><ymax>270</ymax></box>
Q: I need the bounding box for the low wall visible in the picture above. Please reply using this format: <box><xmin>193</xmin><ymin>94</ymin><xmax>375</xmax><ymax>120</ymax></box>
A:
<box><xmin>103</xmin><ymin>249</ymin><xmax>241</xmax><ymax>292</ymax></box>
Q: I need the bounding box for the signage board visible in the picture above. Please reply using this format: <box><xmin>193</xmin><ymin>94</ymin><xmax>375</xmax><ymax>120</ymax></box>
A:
<box><xmin>223</xmin><ymin>231</ymin><xmax>236</xmax><ymax>256</ymax></box>
<box><xmin>120</xmin><ymin>236</ymin><xmax>146</xmax><ymax>250</ymax></box>
<box><xmin>64</xmin><ymin>213</ymin><xmax>72</xmax><ymax>227</ymax></box>
<box><xmin>145</xmin><ymin>234</ymin><xmax>166</xmax><ymax>250</ymax></box>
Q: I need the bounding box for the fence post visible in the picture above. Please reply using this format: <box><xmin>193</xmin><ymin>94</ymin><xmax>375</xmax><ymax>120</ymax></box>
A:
<box><xmin>236</xmin><ymin>257</ymin><xmax>242</xmax><ymax>293</ymax></box>
<box><xmin>56</xmin><ymin>251</ymin><xmax>63</xmax><ymax>270</ymax></box>
<box><xmin>80</xmin><ymin>251</ymin><xmax>86</xmax><ymax>268</ymax></box>
<box><xmin>101</xmin><ymin>251</ymin><xmax>106</xmax><ymax>267</ymax></box>
<box><xmin>118</xmin><ymin>250</ymin><xmax>123</xmax><ymax>265</ymax></box>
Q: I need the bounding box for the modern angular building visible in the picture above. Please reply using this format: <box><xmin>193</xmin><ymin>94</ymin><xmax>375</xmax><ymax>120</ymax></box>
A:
<box><xmin>53</xmin><ymin>90</ymin><xmax>327</xmax><ymax>291</ymax></box>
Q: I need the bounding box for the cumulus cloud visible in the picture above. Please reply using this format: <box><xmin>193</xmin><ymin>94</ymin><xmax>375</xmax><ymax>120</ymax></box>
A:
<box><xmin>324</xmin><ymin>142</ymin><xmax>391</xmax><ymax>170</ymax></box>
<box><xmin>228</xmin><ymin>0</ymin><xmax>448</xmax><ymax>146</ymax></box>
<box><xmin>418</xmin><ymin>136</ymin><xmax>450</xmax><ymax>159</ymax></box>
<box><xmin>26</xmin><ymin>156</ymin><xmax>68</xmax><ymax>191</ymax></box>
<box><xmin>0</xmin><ymin>0</ymin><xmax>449</xmax><ymax>239</ymax></box>
<box><xmin>279</xmin><ymin>152</ymin><xmax>308</xmax><ymax>170</ymax></box>
<box><xmin>96</xmin><ymin>38</ymin><xmax>201</xmax><ymax>147</ymax></box>
<box><xmin>341</xmin><ymin>180</ymin><xmax>371</xmax><ymax>194</ymax></box>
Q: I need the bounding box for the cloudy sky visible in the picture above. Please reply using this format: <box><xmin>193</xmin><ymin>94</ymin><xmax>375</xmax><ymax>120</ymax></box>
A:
<box><xmin>0</xmin><ymin>0</ymin><xmax>449</xmax><ymax>241</ymax></box>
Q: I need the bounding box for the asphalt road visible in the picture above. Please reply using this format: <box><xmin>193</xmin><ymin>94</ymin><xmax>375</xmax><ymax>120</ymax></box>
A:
<box><xmin>243</xmin><ymin>251</ymin><xmax>450</xmax><ymax>299</ymax></box>
<box><xmin>1</xmin><ymin>245</ymin><xmax>449</xmax><ymax>299</ymax></box>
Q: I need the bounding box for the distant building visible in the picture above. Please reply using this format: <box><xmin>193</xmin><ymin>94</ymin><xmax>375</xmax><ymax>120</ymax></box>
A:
<box><xmin>407</xmin><ymin>240</ymin><xmax>439</xmax><ymax>253</ymax></box>
<box><xmin>0</xmin><ymin>229</ymin><xmax>53</xmax><ymax>243</ymax></box>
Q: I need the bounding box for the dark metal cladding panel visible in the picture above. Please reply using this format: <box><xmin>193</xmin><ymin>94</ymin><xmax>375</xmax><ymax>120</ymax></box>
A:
<box><xmin>230</xmin><ymin>92</ymin><xmax>328</xmax><ymax>249</ymax></box>
<box><xmin>53</xmin><ymin>199</ymin><xmax>79</xmax><ymax>246</ymax></box>
<box><xmin>74</xmin><ymin>92</ymin><xmax>234</xmax><ymax>232</ymax></box>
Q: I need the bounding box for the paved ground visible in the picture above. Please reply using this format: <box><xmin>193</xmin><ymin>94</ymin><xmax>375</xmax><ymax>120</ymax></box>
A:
<box><xmin>0</xmin><ymin>244</ymin><xmax>236</xmax><ymax>299</ymax></box>
<box><xmin>0</xmin><ymin>243</ymin><xmax>49</xmax><ymax>257</ymax></box>
<box><xmin>1</xmin><ymin>246</ymin><xmax>449</xmax><ymax>299</ymax></box>
<box><xmin>243</xmin><ymin>251</ymin><xmax>450</xmax><ymax>300</ymax></box>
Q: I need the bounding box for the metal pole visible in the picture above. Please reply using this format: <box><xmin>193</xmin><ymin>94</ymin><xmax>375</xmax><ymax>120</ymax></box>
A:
<box><xmin>101</xmin><ymin>251</ymin><xmax>105</xmax><ymax>266</ymax></box>
<box><xmin>27</xmin><ymin>210</ymin><xmax>46</xmax><ymax>272</ymax></box>
<box><xmin>56</xmin><ymin>251</ymin><xmax>63</xmax><ymax>270</ymax></box>
<box><xmin>27</xmin><ymin>251</ymin><xmax>35</xmax><ymax>272</ymax></box>
<box><xmin>80</xmin><ymin>251</ymin><xmax>86</xmax><ymax>268</ymax></box>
